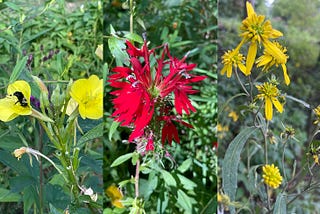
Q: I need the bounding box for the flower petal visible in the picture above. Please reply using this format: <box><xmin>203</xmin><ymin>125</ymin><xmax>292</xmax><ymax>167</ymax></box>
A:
<box><xmin>272</xmin><ymin>97</ymin><xmax>283</xmax><ymax>113</ymax></box>
<box><xmin>246</xmin><ymin>1</ymin><xmax>255</xmax><ymax>17</ymax></box>
<box><xmin>281</xmin><ymin>64</ymin><xmax>290</xmax><ymax>85</ymax></box>
<box><xmin>246</xmin><ymin>42</ymin><xmax>257</xmax><ymax>74</ymax></box>
<box><xmin>265</xmin><ymin>98</ymin><xmax>273</xmax><ymax>120</ymax></box>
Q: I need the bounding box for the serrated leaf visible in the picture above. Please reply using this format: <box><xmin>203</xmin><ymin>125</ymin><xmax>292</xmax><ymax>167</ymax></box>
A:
<box><xmin>273</xmin><ymin>193</ymin><xmax>287</xmax><ymax>214</ymax></box>
<box><xmin>160</xmin><ymin>170</ymin><xmax>176</xmax><ymax>187</ymax></box>
<box><xmin>222</xmin><ymin>127</ymin><xmax>256</xmax><ymax>213</ymax></box>
<box><xmin>108</xmin><ymin>37</ymin><xmax>129</xmax><ymax>66</ymax></box>
<box><xmin>108</xmin><ymin>121</ymin><xmax>120</xmax><ymax>141</ymax></box>
<box><xmin>9</xmin><ymin>56</ymin><xmax>27</xmax><ymax>83</ymax></box>
<box><xmin>111</xmin><ymin>153</ymin><xmax>133</xmax><ymax>167</ymax></box>
<box><xmin>0</xmin><ymin>188</ymin><xmax>21</xmax><ymax>202</ymax></box>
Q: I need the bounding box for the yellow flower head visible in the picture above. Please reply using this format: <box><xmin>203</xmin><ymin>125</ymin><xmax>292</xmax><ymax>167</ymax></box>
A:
<box><xmin>240</xmin><ymin>1</ymin><xmax>286</xmax><ymax>73</ymax></box>
<box><xmin>69</xmin><ymin>75</ymin><xmax>103</xmax><ymax>120</ymax></box>
<box><xmin>262</xmin><ymin>164</ymin><xmax>283</xmax><ymax>189</ymax></box>
<box><xmin>256</xmin><ymin>41</ymin><xmax>290</xmax><ymax>85</ymax></box>
<box><xmin>105</xmin><ymin>184</ymin><xmax>124</xmax><ymax>208</ymax></box>
<box><xmin>13</xmin><ymin>147</ymin><xmax>28</xmax><ymax>160</ymax></box>
<box><xmin>313</xmin><ymin>105</ymin><xmax>320</xmax><ymax>125</ymax></box>
<box><xmin>221</xmin><ymin>49</ymin><xmax>247</xmax><ymax>77</ymax></box>
<box><xmin>228</xmin><ymin>110</ymin><xmax>239</xmax><ymax>122</ymax></box>
<box><xmin>0</xmin><ymin>80</ymin><xmax>32</xmax><ymax>122</ymax></box>
<box><xmin>256</xmin><ymin>82</ymin><xmax>283</xmax><ymax>121</ymax></box>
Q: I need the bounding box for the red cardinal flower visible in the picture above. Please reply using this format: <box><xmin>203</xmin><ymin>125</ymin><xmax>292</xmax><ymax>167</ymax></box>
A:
<box><xmin>109</xmin><ymin>38</ymin><xmax>206</xmax><ymax>147</ymax></box>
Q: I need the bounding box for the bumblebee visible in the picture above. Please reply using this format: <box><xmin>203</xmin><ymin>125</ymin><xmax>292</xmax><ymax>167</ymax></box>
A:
<box><xmin>13</xmin><ymin>91</ymin><xmax>28</xmax><ymax>107</ymax></box>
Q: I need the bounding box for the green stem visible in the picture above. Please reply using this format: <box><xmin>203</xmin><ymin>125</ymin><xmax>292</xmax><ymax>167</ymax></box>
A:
<box><xmin>130</xmin><ymin>0</ymin><xmax>134</xmax><ymax>34</ymax></box>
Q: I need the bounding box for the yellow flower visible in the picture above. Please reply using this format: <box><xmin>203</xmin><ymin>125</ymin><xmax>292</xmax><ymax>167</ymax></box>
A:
<box><xmin>228</xmin><ymin>110</ymin><xmax>239</xmax><ymax>122</ymax></box>
<box><xmin>0</xmin><ymin>80</ymin><xmax>32</xmax><ymax>122</ymax></box>
<box><xmin>313</xmin><ymin>105</ymin><xmax>320</xmax><ymax>125</ymax></box>
<box><xmin>256</xmin><ymin>41</ymin><xmax>290</xmax><ymax>85</ymax></box>
<box><xmin>105</xmin><ymin>184</ymin><xmax>124</xmax><ymax>208</ymax></box>
<box><xmin>221</xmin><ymin>46</ymin><xmax>247</xmax><ymax>77</ymax></box>
<box><xmin>240</xmin><ymin>1</ymin><xmax>286</xmax><ymax>73</ymax></box>
<box><xmin>13</xmin><ymin>147</ymin><xmax>28</xmax><ymax>160</ymax></box>
<box><xmin>313</xmin><ymin>155</ymin><xmax>319</xmax><ymax>165</ymax></box>
<box><xmin>69</xmin><ymin>75</ymin><xmax>103</xmax><ymax>120</ymax></box>
<box><xmin>262</xmin><ymin>164</ymin><xmax>283</xmax><ymax>189</ymax></box>
<box><xmin>256</xmin><ymin>82</ymin><xmax>283</xmax><ymax>121</ymax></box>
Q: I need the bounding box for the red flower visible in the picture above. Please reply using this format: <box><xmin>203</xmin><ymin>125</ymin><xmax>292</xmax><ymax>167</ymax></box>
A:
<box><xmin>109</xmin><ymin>38</ymin><xmax>206</xmax><ymax>145</ymax></box>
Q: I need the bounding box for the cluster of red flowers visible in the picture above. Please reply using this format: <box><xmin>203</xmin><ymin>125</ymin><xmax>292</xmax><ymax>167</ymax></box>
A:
<box><xmin>109</xmin><ymin>38</ymin><xmax>206</xmax><ymax>151</ymax></box>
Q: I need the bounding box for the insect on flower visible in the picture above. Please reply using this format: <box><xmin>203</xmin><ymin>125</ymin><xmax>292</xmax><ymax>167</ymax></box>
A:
<box><xmin>12</xmin><ymin>91</ymin><xmax>28</xmax><ymax>107</ymax></box>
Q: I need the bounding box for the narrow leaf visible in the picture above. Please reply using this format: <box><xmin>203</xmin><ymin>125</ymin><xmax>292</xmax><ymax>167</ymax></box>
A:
<box><xmin>222</xmin><ymin>127</ymin><xmax>256</xmax><ymax>213</ymax></box>
<box><xmin>110</xmin><ymin>153</ymin><xmax>133</xmax><ymax>167</ymax></box>
<box><xmin>108</xmin><ymin>121</ymin><xmax>119</xmax><ymax>141</ymax></box>
<box><xmin>273</xmin><ymin>193</ymin><xmax>287</xmax><ymax>214</ymax></box>
<box><xmin>9</xmin><ymin>56</ymin><xmax>28</xmax><ymax>83</ymax></box>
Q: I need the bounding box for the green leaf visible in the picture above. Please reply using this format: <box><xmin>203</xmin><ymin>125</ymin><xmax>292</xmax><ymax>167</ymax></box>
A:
<box><xmin>103</xmin><ymin>63</ymin><xmax>109</xmax><ymax>88</ymax></box>
<box><xmin>273</xmin><ymin>193</ymin><xmax>287</xmax><ymax>214</ymax></box>
<box><xmin>4</xmin><ymin>2</ymin><xmax>20</xmax><ymax>11</ymax></box>
<box><xmin>77</xmin><ymin>123</ymin><xmax>103</xmax><ymax>148</ymax></box>
<box><xmin>177</xmin><ymin>189</ymin><xmax>193</xmax><ymax>211</ymax></box>
<box><xmin>160</xmin><ymin>170</ymin><xmax>176</xmax><ymax>187</ymax></box>
<box><xmin>0</xmin><ymin>188</ymin><xmax>21</xmax><ymax>202</ymax></box>
<box><xmin>177</xmin><ymin>174</ymin><xmax>197</xmax><ymax>190</ymax></box>
<box><xmin>111</xmin><ymin>153</ymin><xmax>133</xmax><ymax>167</ymax></box>
<box><xmin>131</xmin><ymin>152</ymin><xmax>139</xmax><ymax>166</ymax></box>
<box><xmin>177</xmin><ymin>158</ymin><xmax>192</xmax><ymax>173</ymax></box>
<box><xmin>49</xmin><ymin>203</ymin><xmax>63</xmax><ymax>214</ymax></box>
<box><xmin>222</xmin><ymin>127</ymin><xmax>256</xmax><ymax>213</ymax></box>
<box><xmin>124</xmin><ymin>33</ymin><xmax>143</xmax><ymax>43</ymax></box>
<box><xmin>108</xmin><ymin>121</ymin><xmax>120</xmax><ymax>141</ymax></box>
<box><xmin>9</xmin><ymin>56</ymin><xmax>28</xmax><ymax>83</ymax></box>
<box><xmin>108</xmin><ymin>37</ymin><xmax>129</xmax><ymax>66</ymax></box>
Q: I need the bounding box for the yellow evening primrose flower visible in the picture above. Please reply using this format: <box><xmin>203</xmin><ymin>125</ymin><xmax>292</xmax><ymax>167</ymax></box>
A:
<box><xmin>262</xmin><ymin>164</ymin><xmax>283</xmax><ymax>189</ymax></box>
<box><xmin>13</xmin><ymin>147</ymin><xmax>28</xmax><ymax>160</ymax></box>
<box><xmin>69</xmin><ymin>75</ymin><xmax>103</xmax><ymax>120</ymax></box>
<box><xmin>256</xmin><ymin>82</ymin><xmax>283</xmax><ymax>121</ymax></box>
<box><xmin>240</xmin><ymin>1</ymin><xmax>286</xmax><ymax>74</ymax></box>
<box><xmin>106</xmin><ymin>185</ymin><xmax>124</xmax><ymax>208</ymax></box>
<box><xmin>0</xmin><ymin>80</ymin><xmax>32</xmax><ymax>122</ymax></box>
<box><xmin>256</xmin><ymin>41</ymin><xmax>290</xmax><ymax>85</ymax></box>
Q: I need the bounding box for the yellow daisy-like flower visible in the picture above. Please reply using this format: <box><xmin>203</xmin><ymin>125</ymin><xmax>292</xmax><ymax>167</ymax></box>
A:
<box><xmin>221</xmin><ymin>47</ymin><xmax>247</xmax><ymax>77</ymax></box>
<box><xmin>256</xmin><ymin>82</ymin><xmax>283</xmax><ymax>121</ymax></box>
<box><xmin>256</xmin><ymin>41</ymin><xmax>290</xmax><ymax>85</ymax></box>
<box><xmin>313</xmin><ymin>105</ymin><xmax>320</xmax><ymax>125</ymax></box>
<box><xmin>69</xmin><ymin>75</ymin><xmax>103</xmax><ymax>120</ymax></box>
<box><xmin>105</xmin><ymin>184</ymin><xmax>124</xmax><ymax>208</ymax></box>
<box><xmin>240</xmin><ymin>1</ymin><xmax>286</xmax><ymax>74</ymax></box>
<box><xmin>262</xmin><ymin>164</ymin><xmax>283</xmax><ymax>189</ymax></box>
<box><xmin>0</xmin><ymin>80</ymin><xmax>32</xmax><ymax>122</ymax></box>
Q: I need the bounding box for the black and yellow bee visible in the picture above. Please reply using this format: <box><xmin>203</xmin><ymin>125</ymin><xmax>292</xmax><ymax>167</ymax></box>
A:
<box><xmin>12</xmin><ymin>91</ymin><xmax>28</xmax><ymax>107</ymax></box>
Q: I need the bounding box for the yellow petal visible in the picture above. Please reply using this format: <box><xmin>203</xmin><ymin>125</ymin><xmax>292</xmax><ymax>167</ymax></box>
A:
<box><xmin>265</xmin><ymin>98</ymin><xmax>273</xmax><ymax>120</ymax></box>
<box><xmin>238</xmin><ymin>63</ymin><xmax>248</xmax><ymax>75</ymax></box>
<box><xmin>70</xmin><ymin>75</ymin><xmax>103</xmax><ymax>120</ymax></box>
<box><xmin>272</xmin><ymin>97</ymin><xmax>283</xmax><ymax>113</ymax></box>
<box><xmin>270</xmin><ymin>29</ymin><xmax>283</xmax><ymax>39</ymax></box>
<box><xmin>281</xmin><ymin>64</ymin><xmax>290</xmax><ymax>85</ymax></box>
<box><xmin>220</xmin><ymin>65</ymin><xmax>227</xmax><ymax>76</ymax></box>
<box><xmin>246</xmin><ymin>42</ymin><xmax>258</xmax><ymax>74</ymax></box>
<box><xmin>7</xmin><ymin>80</ymin><xmax>31</xmax><ymax>105</ymax></box>
<box><xmin>226</xmin><ymin>64</ymin><xmax>232</xmax><ymax>78</ymax></box>
<box><xmin>263</xmin><ymin>40</ymin><xmax>286</xmax><ymax>64</ymax></box>
<box><xmin>246</xmin><ymin>1</ymin><xmax>255</xmax><ymax>17</ymax></box>
<box><xmin>0</xmin><ymin>98</ymin><xmax>19</xmax><ymax>122</ymax></box>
